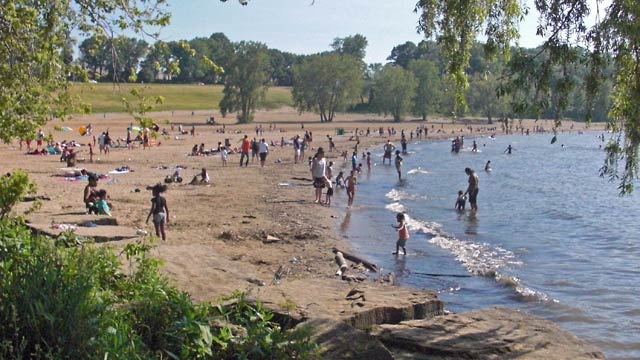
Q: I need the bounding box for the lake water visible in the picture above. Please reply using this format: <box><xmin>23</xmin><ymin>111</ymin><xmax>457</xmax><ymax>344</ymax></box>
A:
<box><xmin>334</xmin><ymin>131</ymin><xmax>640</xmax><ymax>360</ymax></box>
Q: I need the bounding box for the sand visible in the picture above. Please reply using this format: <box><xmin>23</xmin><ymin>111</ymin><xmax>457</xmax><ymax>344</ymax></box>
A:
<box><xmin>4</xmin><ymin>107</ymin><xmax>604</xmax><ymax>317</ymax></box>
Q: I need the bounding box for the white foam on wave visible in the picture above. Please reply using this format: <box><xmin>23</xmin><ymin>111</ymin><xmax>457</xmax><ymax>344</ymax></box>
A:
<box><xmin>389</xmin><ymin>206</ymin><xmax>555</xmax><ymax>304</ymax></box>
<box><xmin>385</xmin><ymin>202</ymin><xmax>406</xmax><ymax>213</ymax></box>
<box><xmin>407</xmin><ymin>168</ymin><xmax>430</xmax><ymax>175</ymax></box>
<box><xmin>385</xmin><ymin>188</ymin><xmax>429</xmax><ymax>202</ymax></box>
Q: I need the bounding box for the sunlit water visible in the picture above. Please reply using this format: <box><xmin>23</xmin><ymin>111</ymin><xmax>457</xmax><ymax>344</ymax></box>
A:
<box><xmin>333</xmin><ymin>131</ymin><xmax>640</xmax><ymax>360</ymax></box>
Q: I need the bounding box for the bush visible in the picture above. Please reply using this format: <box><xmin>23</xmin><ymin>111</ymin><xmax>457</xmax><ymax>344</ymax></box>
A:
<box><xmin>0</xmin><ymin>170</ymin><xmax>37</xmax><ymax>218</ymax></box>
<box><xmin>0</xmin><ymin>220</ymin><xmax>317</xmax><ymax>359</ymax></box>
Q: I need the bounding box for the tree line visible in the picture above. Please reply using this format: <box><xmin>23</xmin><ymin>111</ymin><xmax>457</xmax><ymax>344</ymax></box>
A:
<box><xmin>76</xmin><ymin>33</ymin><xmax>612</xmax><ymax>125</ymax></box>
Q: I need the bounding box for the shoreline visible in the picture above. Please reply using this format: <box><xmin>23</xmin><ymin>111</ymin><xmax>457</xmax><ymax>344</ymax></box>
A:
<box><xmin>8</xmin><ymin>109</ymin><xmax>605</xmax><ymax>358</ymax></box>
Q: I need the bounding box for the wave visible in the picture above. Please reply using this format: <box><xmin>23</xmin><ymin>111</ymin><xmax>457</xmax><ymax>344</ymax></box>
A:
<box><xmin>407</xmin><ymin>167</ymin><xmax>430</xmax><ymax>175</ymax></box>
<box><xmin>391</xmin><ymin>207</ymin><xmax>555</xmax><ymax>304</ymax></box>
<box><xmin>385</xmin><ymin>188</ymin><xmax>429</xmax><ymax>202</ymax></box>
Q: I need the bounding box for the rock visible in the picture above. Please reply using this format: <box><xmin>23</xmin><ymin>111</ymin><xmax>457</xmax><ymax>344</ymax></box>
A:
<box><xmin>263</xmin><ymin>235</ymin><xmax>281</xmax><ymax>244</ymax></box>
<box><xmin>371</xmin><ymin>307</ymin><xmax>605</xmax><ymax>360</ymax></box>
<box><xmin>295</xmin><ymin>318</ymin><xmax>393</xmax><ymax>360</ymax></box>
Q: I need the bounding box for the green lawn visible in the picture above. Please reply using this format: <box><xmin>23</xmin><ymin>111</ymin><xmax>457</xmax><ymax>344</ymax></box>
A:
<box><xmin>70</xmin><ymin>83</ymin><xmax>293</xmax><ymax>113</ymax></box>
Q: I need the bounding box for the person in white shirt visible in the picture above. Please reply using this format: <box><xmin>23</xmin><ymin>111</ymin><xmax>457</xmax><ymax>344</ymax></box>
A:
<box><xmin>310</xmin><ymin>147</ymin><xmax>327</xmax><ymax>203</ymax></box>
<box><xmin>259</xmin><ymin>138</ymin><xmax>269</xmax><ymax>167</ymax></box>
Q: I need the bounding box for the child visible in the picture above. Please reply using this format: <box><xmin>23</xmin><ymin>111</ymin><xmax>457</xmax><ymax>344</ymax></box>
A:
<box><xmin>393</xmin><ymin>213</ymin><xmax>409</xmax><ymax>255</ymax></box>
<box><xmin>200</xmin><ymin>168</ymin><xmax>210</xmax><ymax>183</ymax></box>
<box><xmin>146</xmin><ymin>183</ymin><xmax>169</xmax><ymax>241</ymax></box>
<box><xmin>394</xmin><ymin>150</ymin><xmax>403</xmax><ymax>180</ymax></box>
<box><xmin>356</xmin><ymin>163</ymin><xmax>363</xmax><ymax>174</ymax></box>
<box><xmin>324</xmin><ymin>177</ymin><xmax>333</xmax><ymax>206</ymax></box>
<box><xmin>221</xmin><ymin>146</ymin><xmax>228</xmax><ymax>166</ymax></box>
<box><xmin>351</xmin><ymin>152</ymin><xmax>357</xmax><ymax>171</ymax></box>
<box><xmin>346</xmin><ymin>170</ymin><xmax>356</xmax><ymax>208</ymax></box>
<box><xmin>94</xmin><ymin>189</ymin><xmax>111</xmax><ymax>216</ymax></box>
<box><xmin>335</xmin><ymin>171</ymin><xmax>345</xmax><ymax>188</ymax></box>
<box><xmin>455</xmin><ymin>190</ymin><xmax>466</xmax><ymax>210</ymax></box>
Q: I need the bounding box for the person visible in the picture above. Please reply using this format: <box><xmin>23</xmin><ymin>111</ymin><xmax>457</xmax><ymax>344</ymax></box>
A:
<box><xmin>351</xmin><ymin>152</ymin><xmax>358</xmax><ymax>171</ymax></box>
<box><xmin>463</xmin><ymin>167</ymin><xmax>479</xmax><ymax>211</ymax></box>
<box><xmin>472</xmin><ymin>140</ymin><xmax>478</xmax><ymax>152</ymax></box>
<box><xmin>366</xmin><ymin>152</ymin><xmax>371</xmax><ymax>169</ymax></box>
<box><xmin>401</xmin><ymin>135</ymin><xmax>408</xmax><ymax>154</ymax></box>
<box><xmin>393</xmin><ymin>213</ymin><xmax>409</xmax><ymax>255</ymax></box>
<box><xmin>324</xmin><ymin>177</ymin><xmax>333</xmax><ymax>206</ymax></box>
<box><xmin>293</xmin><ymin>135</ymin><xmax>301</xmax><ymax>164</ymax></box>
<box><xmin>504</xmin><ymin>144</ymin><xmax>514</xmax><ymax>154</ymax></box>
<box><xmin>200</xmin><ymin>168</ymin><xmax>210</xmax><ymax>183</ymax></box>
<box><xmin>346</xmin><ymin>170</ymin><xmax>356</xmax><ymax>207</ymax></box>
<box><xmin>94</xmin><ymin>189</ymin><xmax>111</xmax><ymax>216</ymax></box>
<box><xmin>259</xmin><ymin>138</ymin><xmax>269</xmax><ymax>167</ymax></box>
<box><xmin>326</xmin><ymin>161</ymin><xmax>333</xmax><ymax>180</ymax></box>
<box><xmin>455</xmin><ymin>190</ymin><xmax>466</xmax><ymax>210</ymax></box>
<box><xmin>146</xmin><ymin>183</ymin><xmax>169</xmax><ymax>241</ymax></box>
<box><xmin>394</xmin><ymin>150</ymin><xmax>403</xmax><ymax>180</ymax></box>
<box><xmin>383</xmin><ymin>140</ymin><xmax>395</xmax><ymax>165</ymax></box>
<box><xmin>251</xmin><ymin>138</ymin><xmax>259</xmax><ymax>163</ymax></box>
<box><xmin>335</xmin><ymin>171</ymin><xmax>345</xmax><ymax>188</ymax></box>
<box><xmin>191</xmin><ymin>144</ymin><xmax>199</xmax><ymax>156</ymax></box>
<box><xmin>239</xmin><ymin>135</ymin><xmax>250</xmax><ymax>167</ymax></box>
<box><xmin>36</xmin><ymin>129</ymin><xmax>44</xmax><ymax>150</ymax></box>
<box><xmin>311</xmin><ymin>148</ymin><xmax>327</xmax><ymax>203</ymax></box>
<box><xmin>221</xmin><ymin>146</ymin><xmax>228</xmax><ymax>166</ymax></box>
<box><xmin>485</xmin><ymin>160</ymin><xmax>491</xmax><ymax>172</ymax></box>
<box><xmin>84</xmin><ymin>174</ymin><xmax>99</xmax><ymax>214</ymax></box>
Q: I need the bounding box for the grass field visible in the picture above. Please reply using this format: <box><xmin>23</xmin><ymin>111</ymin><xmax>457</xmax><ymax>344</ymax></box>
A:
<box><xmin>70</xmin><ymin>83</ymin><xmax>293</xmax><ymax>113</ymax></box>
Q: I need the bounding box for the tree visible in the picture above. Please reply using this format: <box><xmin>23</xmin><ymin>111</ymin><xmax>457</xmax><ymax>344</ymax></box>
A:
<box><xmin>292</xmin><ymin>53</ymin><xmax>363</xmax><ymax>122</ymax></box>
<box><xmin>388</xmin><ymin>41</ymin><xmax>418</xmax><ymax>68</ymax></box>
<box><xmin>414</xmin><ymin>0</ymin><xmax>640</xmax><ymax>193</ymax></box>
<box><xmin>331</xmin><ymin>34</ymin><xmax>368</xmax><ymax>61</ymax></box>
<box><xmin>0</xmin><ymin>0</ymin><xmax>170</xmax><ymax>143</ymax></box>
<box><xmin>219</xmin><ymin>41</ymin><xmax>271</xmax><ymax>123</ymax></box>
<box><xmin>372</xmin><ymin>65</ymin><xmax>417</xmax><ymax>122</ymax></box>
<box><xmin>408</xmin><ymin>59</ymin><xmax>442</xmax><ymax>121</ymax></box>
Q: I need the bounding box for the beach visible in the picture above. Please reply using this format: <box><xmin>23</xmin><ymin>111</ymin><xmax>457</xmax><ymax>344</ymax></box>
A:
<box><xmin>6</xmin><ymin>108</ymin><xmax>607</xmax><ymax>359</ymax></box>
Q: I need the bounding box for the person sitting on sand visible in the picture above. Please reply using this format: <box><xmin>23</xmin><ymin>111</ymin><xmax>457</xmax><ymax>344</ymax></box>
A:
<box><xmin>146</xmin><ymin>183</ymin><xmax>169</xmax><ymax>241</ymax></box>
<box><xmin>94</xmin><ymin>189</ymin><xmax>112</xmax><ymax>216</ymax></box>
<box><xmin>84</xmin><ymin>174</ymin><xmax>99</xmax><ymax>214</ymax></box>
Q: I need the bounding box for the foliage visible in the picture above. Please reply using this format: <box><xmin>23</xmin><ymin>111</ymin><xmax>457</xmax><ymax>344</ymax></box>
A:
<box><xmin>0</xmin><ymin>0</ymin><xmax>170</xmax><ymax>144</ymax></box>
<box><xmin>0</xmin><ymin>171</ymin><xmax>37</xmax><ymax>218</ymax></box>
<box><xmin>219</xmin><ymin>41</ymin><xmax>271</xmax><ymax>123</ymax></box>
<box><xmin>331</xmin><ymin>34</ymin><xmax>369</xmax><ymax>61</ymax></box>
<box><xmin>408</xmin><ymin>59</ymin><xmax>442</xmax><ymax>121</ymax></box>
<box><xmin>292</xmin><ymin>53</ymin><xmax>363</xmax><ymax>122</ymax></box>
<box><xmin>415</xmin><ymin>0</ymin><xmax>640</xmax><ymax>193</ymax></box>
<box><xmin>122</xmin><ymin>87</ymin><xmax>165</xmax><ymax>131</ymax></box>
<box><xmin>371</xmin><ymin>65</ymin><xmax>417</xmax><ymax>122</ymax></box>
<box><xmin>0</xmin><ymin>219</ymin><xmax>317</xmax><ymax>359</ymax></box>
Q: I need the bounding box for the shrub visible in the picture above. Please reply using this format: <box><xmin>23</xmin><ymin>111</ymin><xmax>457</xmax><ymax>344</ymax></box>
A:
<box><xmin>0</xmin><ymin>220</ymin><xmax>317</xmax><ymax>359</ymax></box>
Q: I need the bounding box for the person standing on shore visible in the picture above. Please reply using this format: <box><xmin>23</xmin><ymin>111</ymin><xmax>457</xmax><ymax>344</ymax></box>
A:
<box><xmin>239</xmin><ymin>135</ymin><xmax>250</xmax><ymax>167</ymax></box>
<box><xmin>463</xmin><ymin>167</ymin><xmax>479</xmax><ymax>211</ymax></box>
<box><xmin>259</xmin><ymin>138</ymin><xmax>269</xmax><ymax>167</ymax></box>
<box><xmin>346</xmin><ymin>170</ymin><xmax>356</xmax><ymax>208</ymax></box>
<box><xmin>146</xmin><ymin>183</ymin><xmax>169</xmax><ymax>241</ymax></box>
<box><xmin>392</xmin><ymin>213</ymin><xmax>409</xmax><ymax>255</ymax></box>
<box><xmin>311</xmin><ymin>147</ymin><xmax>326</xmax><ymax>204</ymax></box>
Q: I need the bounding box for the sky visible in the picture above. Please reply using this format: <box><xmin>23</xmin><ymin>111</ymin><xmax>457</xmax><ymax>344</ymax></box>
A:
<box><xmin>156</xmin><ymin>0</ymin><xmax>605</xmax><ymax>65</ymax></box>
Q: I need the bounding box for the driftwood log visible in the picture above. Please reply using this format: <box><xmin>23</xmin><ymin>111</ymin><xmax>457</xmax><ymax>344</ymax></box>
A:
<box><xmin>332</xmin><ymin>247</ymin><xmax>378</xmax><ymax>272</ymax></box>
<box><xmin>334</xmin><ymin>251</ymin><xmax>348</xmax><ymax>275</ymax></box>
